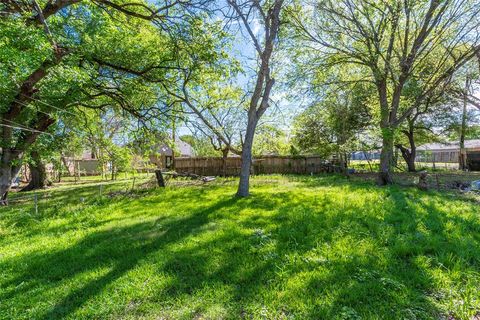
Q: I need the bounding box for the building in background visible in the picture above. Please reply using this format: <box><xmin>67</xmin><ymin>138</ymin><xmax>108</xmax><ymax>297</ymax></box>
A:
<box><xmin>350</xmin><ymin>150</ymin><xmax>381</xmax><ymax>161</ymax></box>
<box><xmin>416</xmin><ymin>139</ymin><xmax>480</xmax><ymax>170</ymax></box>
<box><xmin>149</xmin><ymin>138</ymin><xmax>193</xmax><ymax>169</ymax></box>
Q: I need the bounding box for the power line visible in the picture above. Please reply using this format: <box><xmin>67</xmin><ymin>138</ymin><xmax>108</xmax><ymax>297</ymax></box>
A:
<box><xmin>2</xmin><ymin>119</ymin><xmax>52</xmax><ymax>135</ymax></box>
<box><xmin>13</xmin><ymin>98</ymin><xmax>63</xmax><ymax>120</ymax></box>
<box><xmin>13</xmin><ymin>98</ymin><xmax>132</xmax><ymax>137</ymax></box>
<box><xmin>12</xmin><ymin>98</ymin><xmax>150</xmax><ymax>139</ymax></box>
<box><xmin>0</xmin><ymin>123</ymin><xmax>52</xmax><ymax>135</ymax></box>
<box><xmin>18</xmin><ymin>94</ymin><xmax>77</xmax><ymax>116</ymax></box>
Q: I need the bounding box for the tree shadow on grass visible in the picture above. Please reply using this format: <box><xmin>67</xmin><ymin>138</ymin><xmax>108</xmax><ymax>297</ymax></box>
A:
<box><xmin>199</xmin><ymin>184</ymin><xmax>480</xmax><ymax>318</ymax></box>
<box><xmin>296</xmin><ymin>188</ymin><xmax>480</xmax><ymax>319</ymax></box>
<box><xmin>1</xmin><ymin>196</ymin><xmax>240</xmax><ymax>319</ymax></box>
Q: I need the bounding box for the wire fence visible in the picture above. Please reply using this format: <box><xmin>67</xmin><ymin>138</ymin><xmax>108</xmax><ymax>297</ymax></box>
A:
<box><xmin>351</xmin><ymin>171</ymin><xmax>480</xmax><ymax>191</ymax></box>
<box><xmin>3</xmin><ymin>173</ymin><xmax>159</xmax><ymax>216</ymax></box>
<box><xmin>2</xmin><ymin>171</ymin><xmax>237</xmax><ymax>216</ymax></box>
<box><xmin>2</xmin><ymin>170</ymin><xmax>479</xmax><ymax>219</ymax></box>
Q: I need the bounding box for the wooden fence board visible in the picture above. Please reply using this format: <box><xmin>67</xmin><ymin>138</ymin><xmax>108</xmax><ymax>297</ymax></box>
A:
<box><xmin>174</xmin><ymin>156</ymin><xmax>338</xmax><ymax>176</ymax></box>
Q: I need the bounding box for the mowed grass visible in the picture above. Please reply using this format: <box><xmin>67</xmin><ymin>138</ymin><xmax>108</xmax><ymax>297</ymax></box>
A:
<box><xmin>0</xmin><ymin>175</ymin><xmax>479</xmax><ymax>320</ymax></box>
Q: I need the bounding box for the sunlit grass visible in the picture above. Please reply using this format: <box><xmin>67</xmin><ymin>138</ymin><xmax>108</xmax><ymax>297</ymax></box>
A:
<box><xmin>0</xmin><ymin>175</ymin><xmax>479</xmax><ymax>319</ymax></box>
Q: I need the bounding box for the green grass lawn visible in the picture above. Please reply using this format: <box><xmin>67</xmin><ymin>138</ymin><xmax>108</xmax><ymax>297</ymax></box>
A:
<box><xmin>1</xmin><ymin>175</ymin><xmax>479</xmax><ymax>319</ymax></box>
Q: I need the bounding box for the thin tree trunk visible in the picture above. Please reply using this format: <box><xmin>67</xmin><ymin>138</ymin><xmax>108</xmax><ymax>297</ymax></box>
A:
<box><xmin>60</xmin><ymin>156</ymin><xmax>71</xmax><ymax>176</ymax></box>
<box><xmin>228</xmin><ymin>0</ymin><xmax>283</xmax><ymax>197</ymax></box>
<box><xmin>459</xmin><ymin>77</ymin><xmax>470</xmax><ymax>171</ymax></box>
<box><xmin>171</xmin><ymin>111</ymin><xmax>176</xmax><ymax>171</ymax></box>
<box><xmin>237</xmin><ymin>116</ymin><xmax>258</xmax><ymax>197</ymax></box>
<box><xmin>21</xmin><ymin>150</ymin><xmax>46</xmax><ymax>191</ymax></box>
<box><xmin>111</xmin><ymin>163</ymin><xmax>115</xmax><ymax>180</ymax></box>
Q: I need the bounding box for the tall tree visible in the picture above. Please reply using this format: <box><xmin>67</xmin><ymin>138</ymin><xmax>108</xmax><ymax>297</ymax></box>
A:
<box><xmin>289</xmin><ymin>0</ymin><xmax>480</xmax><ymax>184</ymax></box>
<box><xmin>0</xmin><ymin>0</ymin><xmax>204</xmax><ymax>203</ymax></box>
<box><xmin>227</xmin><ymin>0</ymin><xmax>285</xmax><ymax>196</ymax></box>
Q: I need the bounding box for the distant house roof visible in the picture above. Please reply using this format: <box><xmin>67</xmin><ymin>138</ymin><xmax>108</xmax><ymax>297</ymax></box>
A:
<box><xmin>418</xmin><ymin>139</ymin><xmax>480</xmax><ymax>151</ymax></box>
<box><xmin>81</xmin><ymin>149</ymin><xmax>96</xmax><ymax>160</ymax></box>
<box><xmin>177</xmin><ymin>139</ymin><xmax>193</xmax><ymax>156</ymax></box>
<box><xmin>158</xmin><ymin>144</ymin><xmax>173</xmax><ymax>156</ymax></box>
<box><xmin>157</xmin><ymin>138</ymin><xmax>193</xmax><ymax>157</ymax></box>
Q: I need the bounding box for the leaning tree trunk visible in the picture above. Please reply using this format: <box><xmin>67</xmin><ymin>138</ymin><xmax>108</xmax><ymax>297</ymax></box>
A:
<box><xmin>0</xmin><ymin>54</ymin><xmax>58</xmax><ymax>202</ymax></box>
<box><xmin>396</xmin><ymin>144</ymin><xmax>416</xmax><ymax>172</ymax></box>
<box><xmin>405</xmin><ymin>149</ymin><xmax>416</xmax><ymax>172</ymax></box>
<box><xmin>21</xmin><ymin>151</ymin><xmax>47</xmax><ymax>192</ymax></box>
<box><xmin>236</xmin><ymin>116</ymin><xmax>258</xmax><ymax>197</ymax></box>
<box><xmin>407</xmin><ymin>130</ymin><xmax>417</xmax><ymax>172</ymax></box>
<box><xmin>61</xmin><ymin>156</ymin><xmax>72</xmax><ymax>176</ymax></box>
<box><xmin>395</xmin><ymin>125</ymin><xmax>417</xmax><ymax>172</ymax></box>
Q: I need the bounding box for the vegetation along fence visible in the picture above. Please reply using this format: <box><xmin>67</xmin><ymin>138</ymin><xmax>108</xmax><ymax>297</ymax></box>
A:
<box><xmin>352</xmin><ymin>172</ymin><xmax>480</xmax><ymax>190</ymax></box>
<box><xmin>174</xmin><ymin>156</ymin><xmax>341</xmax><ymax>176</ymax></box>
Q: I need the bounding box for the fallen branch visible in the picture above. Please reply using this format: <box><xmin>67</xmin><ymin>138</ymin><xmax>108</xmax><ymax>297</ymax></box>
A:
<box><xmin>162</xmin><ymin>171</ymin><xmax>216</xmax><ymax>183</ymax></box>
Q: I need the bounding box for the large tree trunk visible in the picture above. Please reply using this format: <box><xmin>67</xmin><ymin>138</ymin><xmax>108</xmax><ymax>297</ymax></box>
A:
<box><xmin>378</xmin><ymin>131</ymin><xmax>395</xmax><ymax>185</ymax></box>
<box><xmin>21</xmin><ymin>151</ymin><xmax>46</xmax><ymax>191</ymax></box>
<box><xmin>0</xmin><ymin>47</ymin><xmax>61</xmax><ymax>203</ymax></box>
<box><xmin>0</xmin><ymin>167</ymin><xmax>13</xmax><ymax>205</ymax></box>
<box><xmin>376</xmin><ymin>77</ymin><xmax>396</xmax><ymax>185</ymax></box>
<box><xmin>0</xmin><ymin>151</ymin><xmax>22</xmax><ymax>205</ymax></box>
<box><xmin>236</xmin><ymin>116</ymin><xmax>258</xmax><ymax>197</ymax></box>
<box><xmin>0</xmin><ymin>119</ymin><xmax>53</xmax><ymax>203</ymax></box>
<box><xmin>155</xmin><ymin>170</ymin><xmax>165</xmax><ymax>187</ymax></box>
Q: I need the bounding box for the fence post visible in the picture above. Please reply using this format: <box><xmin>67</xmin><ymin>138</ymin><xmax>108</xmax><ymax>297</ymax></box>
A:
<box><xmin>155</xmin><ymin>170</ymin><xmax>166</xmax><ymax>187</ymax></box>
<box><xmin>34</xmin><ymin>193</ymin><xmax>38</xmax><ymax>215</ymax></box>
<box><xmin>131</xmin><ymin>177</ymin><xmax>136</xmax><ymax>191</ymax></box>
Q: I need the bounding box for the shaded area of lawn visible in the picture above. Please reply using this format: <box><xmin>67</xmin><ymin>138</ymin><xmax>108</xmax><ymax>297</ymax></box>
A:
<box><xmin>0</xmin><ymin>175</ymin><xmax>479</xmax><ymax>319</ymax></box>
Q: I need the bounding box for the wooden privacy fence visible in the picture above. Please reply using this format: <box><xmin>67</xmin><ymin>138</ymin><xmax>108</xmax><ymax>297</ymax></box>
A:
<box><xmin>174</xmin><ymin>155</ymin><xmax>340</xmax><ymax>176</ymax></box>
